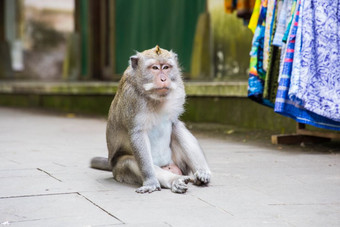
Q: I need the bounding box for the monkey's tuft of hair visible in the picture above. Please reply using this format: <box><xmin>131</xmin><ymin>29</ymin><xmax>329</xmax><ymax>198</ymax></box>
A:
<box><xmin>155</xmin><ymin>45</ymin><xmax>161</xmax><ymax>55</ymax></box>
<box><xmin>141</xmin><ymin>45</ymin><xmax>173</xmax><ymax>60</ymax></box>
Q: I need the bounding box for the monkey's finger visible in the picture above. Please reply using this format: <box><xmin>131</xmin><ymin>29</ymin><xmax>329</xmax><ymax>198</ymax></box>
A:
<box><xmin>171</xmin><ymin>178</ymin><xmax>190</xmax><ymax>193</ymax></box>
<box><xmin>183</xmin><ymin>177</ymin><xmax>192</xmax><ymax>184</ymax></box>
<box><xmin>178</xmin><ymin>183</ymin><xmax>188</xmax><ymax>190</ymax></box>
<box><xmin>136</xmin><ymin>188</ymin><xmax>156</xmax><ymax>193</ymax></box>
<box><xmin>172</xmin><ymin>183</ymin><xmax>188</xmax><ymax>193</ymax></box>
<box><xmin>194</xmin><ymin>177</ymin><xmax>209</xmax><ymax>185</ymax></box>
<box><xmin>194</xmin><ymin>170</ymin><xmax>211</xmax><ymax>185</ymax></box>
<box><xmin>199</xmin><ymin>176</ymin><xmax>210</xmax><ymax>184</ymax></box>
<box><xmin>151</xmin><ymin>186</ymin><xmax>161</xmax><ymax>193</ymax></box>
<box><xmin>136</xmin><ymin>185</ymin><xmax>161</xmax><ymax>193</ymax></box>
<box><xmin>188</xmin><ymin>176</ymin><xmax>195</xmax><ymax>184</ymax></box>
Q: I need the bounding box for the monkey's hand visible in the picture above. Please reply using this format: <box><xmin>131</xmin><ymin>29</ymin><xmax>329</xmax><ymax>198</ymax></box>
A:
<box><xmin>193</xmin><ymin>169</ymin><xmax>211</xmax><ymax>186</ymax></box>
<box><xmin>136</xmin><ymin>178</ymin><xmax>161</xmax><ymax>193</ymax></box>
<box><xmin>171</xmin><ymin>176</ymin><xmax>191</xmax><ymax>193</ymax></box>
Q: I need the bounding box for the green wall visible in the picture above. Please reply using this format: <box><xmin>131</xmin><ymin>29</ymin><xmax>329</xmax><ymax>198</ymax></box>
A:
<box><xmin>115</xmin><ymin>0</ymin><xmax>206</xmax><ymax>73</ymax></box>
<box><xmin>0</xmin><ymin>94</ymin><xmax>296</xmax><ymax>132</ymax></box>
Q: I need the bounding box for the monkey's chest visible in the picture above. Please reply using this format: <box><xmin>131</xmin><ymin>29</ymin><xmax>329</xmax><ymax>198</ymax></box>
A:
<box><xmin>148</xmin><ymin>119</ymin><xmax>172</xmax><ymax>167</ymax></box>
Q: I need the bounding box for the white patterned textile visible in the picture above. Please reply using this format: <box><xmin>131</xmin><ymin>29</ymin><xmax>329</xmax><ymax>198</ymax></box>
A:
<box><xmin>288</xmin><ymin>0</ymin><xmax>303</xmax><ymax>99</ymax></box>
<box><xmin>288</xmin><ymin>0</ymin><xmax>340</xmax><ymax>122</ymax></box>
<box><xmin>272</xmin><ymin>0</ymin><xmax>293</xmax><ymax>47</ymax></box>
<box><xmin>263</xmin><ymin>0</ymin><xmax>277</xmax><ymax>71</ymax></box>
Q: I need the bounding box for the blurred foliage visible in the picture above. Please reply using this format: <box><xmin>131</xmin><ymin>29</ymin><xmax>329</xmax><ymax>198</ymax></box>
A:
<box><xmin>211</xmin><ymin>7</ymin><xmax>253</xmax><ymax>81</ymax></box>
<box><xmin>27</xmin><ymin>20</ymin><xmax>65</xmax><ymax>51</ymax></box>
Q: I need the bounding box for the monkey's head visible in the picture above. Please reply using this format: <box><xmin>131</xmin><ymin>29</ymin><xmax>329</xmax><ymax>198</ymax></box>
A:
<box><xmin>128</xmin><ymin>46</ymin><xmax>184</xmax><ymax>101</ymax></box>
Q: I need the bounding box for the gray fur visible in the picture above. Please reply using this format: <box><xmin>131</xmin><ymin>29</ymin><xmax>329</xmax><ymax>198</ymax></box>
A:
<box><xmin>90</xmin><ymin>46</ymin><xmax>211</xmax><ymax>193</ymax></box>
<box><xmin>90</xmin><ymin>157</ymin><xmax>111</xmax><ymax>171</ymax></box>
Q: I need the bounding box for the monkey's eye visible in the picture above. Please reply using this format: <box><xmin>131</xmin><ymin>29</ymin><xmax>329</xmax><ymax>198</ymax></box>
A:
<box><xmin>162</xmin><ymin>65</ymin><xmax>170</xmax><ymax>70</ymax></box>
<box><xmin>152</xmin><ymin>66</ymin><xmax>159</xmax><ymax>70</ymax></box>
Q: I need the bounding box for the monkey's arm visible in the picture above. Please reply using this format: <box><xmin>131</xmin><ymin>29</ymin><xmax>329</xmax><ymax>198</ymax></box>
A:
<box><xmin>171</xmin><ymin>121</ymin><xmax>211</xmax><ymax>185</ymax></box>
<box><xmin>130</xmin><ymin>129</ymin><xmax>161</xmax><ymax>193</ymax></box>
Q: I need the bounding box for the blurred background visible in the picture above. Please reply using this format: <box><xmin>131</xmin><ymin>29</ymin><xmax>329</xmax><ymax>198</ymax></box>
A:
<box><xmin>1</xmin><ymin>0</ymin><xmax>304</xmax><ymax>135</ymax></box>
<box><xmin>0</xmin><ymin>0</ymin><xmax>252</xmax><ymax>82</ymax></box>
<box><xmin>1</xmin><ymin>0</ymin><xmax>339</xmax><ymax>147</ymax></box>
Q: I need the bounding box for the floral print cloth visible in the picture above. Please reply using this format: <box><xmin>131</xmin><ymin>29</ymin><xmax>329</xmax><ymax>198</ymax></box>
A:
<box><xmin>248</xmin><ymin>0</ymin><xmax>268</xmax><ymax>102</ymax></box>
<box><xmin>288</xmin><ymin>0</ymin><xmax>340</xmax><ymax>122</ymax></box>
<box><xmin>263</xmin><ymin>0</ymin><xmax>277</xmax><ymax>71</ymax></box>
<box><xmin>274</xmin><ymin>0</ymin><xmax>340</xmax><ymax>130</ymax></box>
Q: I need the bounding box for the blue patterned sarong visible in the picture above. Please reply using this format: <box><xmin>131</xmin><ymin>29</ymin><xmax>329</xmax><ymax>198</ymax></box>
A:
<box><xmin>288</xmin><ymin>0</ymin><xmax>340</xmax><ymax>122</ymax></box>
<box><xmin>274</xmin><ymin>0</ymin><xmax>340</xmax><ymax>130</ymax></box>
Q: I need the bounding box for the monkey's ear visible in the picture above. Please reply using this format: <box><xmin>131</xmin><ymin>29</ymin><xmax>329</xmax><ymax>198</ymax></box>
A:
<box><xmin>130</xmin><ymin>55</ymin><xmax>139</xmax><ymax>69</ymax></box>
<box><xmin>170</xmin><ymin>51</ymin><xmax>178</xmax><ymax>61</ymax></box>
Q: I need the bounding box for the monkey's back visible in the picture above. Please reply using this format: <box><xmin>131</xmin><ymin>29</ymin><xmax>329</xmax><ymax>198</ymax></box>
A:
<box><xmin>106</xmin><ymin>73</ymin><xmax>139</xmax><ymax>164</ymax></box>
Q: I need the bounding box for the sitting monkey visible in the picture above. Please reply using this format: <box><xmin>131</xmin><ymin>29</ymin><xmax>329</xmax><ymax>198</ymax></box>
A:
<box><xmin>91</xmin><ymin>46</ymin><xmax>211</xmax><ymax>193</ymax></box>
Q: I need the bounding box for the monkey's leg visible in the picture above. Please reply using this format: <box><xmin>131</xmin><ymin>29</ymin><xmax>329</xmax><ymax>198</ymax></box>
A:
<box><xmin>114</xmin><ymin>155</ymin><xmax>162</xmax><ymax>193</ymax></box>
<box><xmin>130</xmin><ymin>131</ymin><xmax>161</xmax><ymax>193</ymax></box>
<box><xmin>114</xmin><ymin>155</ymin><xmax>190</xmax><ymax>193</ymax></box>
<box><xmin>171</xmin><ymin>121</ymin><xmax>211</xmax><ymax>185</ymax></box>
<box><xmin>113</xmin><ymin>155</ymin><xmax>143</xmax><ymax>185</ymax></box>
<box><xmin>154</xmin><ymin>166</ymin><xmax>191</xmax><ymax>193</ymax></box>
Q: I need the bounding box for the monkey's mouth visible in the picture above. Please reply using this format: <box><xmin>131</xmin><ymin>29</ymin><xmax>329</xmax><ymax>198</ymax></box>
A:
<box><xmin>155</xmin><ymin>87</ymin><xmax>170</xmax><ymax>95</ymax></box>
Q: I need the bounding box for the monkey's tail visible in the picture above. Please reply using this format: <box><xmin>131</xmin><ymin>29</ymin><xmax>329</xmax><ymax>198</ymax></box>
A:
<box><xmin>90</xmin><ymin>157</ymin><xmax>112</xmax><ymax>171</ymax></box>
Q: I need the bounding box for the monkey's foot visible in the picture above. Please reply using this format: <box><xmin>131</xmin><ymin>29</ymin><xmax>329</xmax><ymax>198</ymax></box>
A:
<box><xmin>136</xmin><ymin>179</ymin><xmax>161</xmax><ymax>193</ymax></box>
<box><xmin>171</xmin><ymin>176</ymin><xmax>191</xmax><ymax>193</ymax></box>
<box><xmin>193</xmin><ymin>169</ymin><xmax>211</xmax><ymax>186</ymax></box>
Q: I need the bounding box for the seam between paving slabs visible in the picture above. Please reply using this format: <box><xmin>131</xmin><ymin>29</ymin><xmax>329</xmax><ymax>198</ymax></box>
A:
<box><xmin>36</xmin><ymin>168</ymin><xmax>62</xmax><ymax>182</ymax></box>
<box><xmin>0</xmin><ymin>167</ymin><xmax>125</xmax><ymax>224</ymax></box>
<box><xmin>0</xmin><ymin>191</ymin><xmax>124</xmax><ymax>224</ymax></box>
<box><xmin>191</xmin><ymin>195</ymin><xmax>234</xmax><ymax>216</ymax></box>
<box><xmin>77</xmin><ymin>192</ymin><xmax>125</xmax><ymax>224</ymax></box>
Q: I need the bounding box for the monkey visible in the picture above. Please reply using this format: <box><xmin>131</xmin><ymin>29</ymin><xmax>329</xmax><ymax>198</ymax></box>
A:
<box><xmin>91</xmin><ymin>45</ymin><xmax>211</xmax><ymax>193</ymax></box>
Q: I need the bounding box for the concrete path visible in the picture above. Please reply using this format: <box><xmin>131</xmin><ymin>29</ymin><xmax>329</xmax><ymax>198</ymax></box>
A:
<box><xmin>0</xmin><ymin>107</ymin><xmax>339</xmax><ymax>227</ymax></box>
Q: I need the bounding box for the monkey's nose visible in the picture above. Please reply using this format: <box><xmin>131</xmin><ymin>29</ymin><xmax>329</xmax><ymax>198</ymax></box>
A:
<box><xmin>160</xmin><ymin>75</ymin><xmax>167</xmax><ymax>82</ymax></box>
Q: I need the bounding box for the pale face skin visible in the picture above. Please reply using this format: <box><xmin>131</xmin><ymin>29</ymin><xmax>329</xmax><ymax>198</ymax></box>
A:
<box><xmin>149</xmin><ymin>63</ymin><xmax>172</xmax><ymax>96</ymax></box>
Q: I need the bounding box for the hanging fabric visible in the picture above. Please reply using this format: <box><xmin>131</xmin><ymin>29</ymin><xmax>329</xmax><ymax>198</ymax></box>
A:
<box><xmin>262</xmin><ymin>0</ymin><xmax>277</xmax><ymax>71</ymax></box>
<box><xmin>263</xmin><ymin>0</ymin><xmax>281</xmax><ymax>104</ymax></box>
<box><xmin>248</xmin><ymin>0</ymin><xmax>262</xmax><ymax>33</ymax></box>
<box><xmin>247</xmin><ymin>0</ymin><xmax>340</xmax><ymax>131</ymax></box>
<box><xmin>288</xmin><ymin>0</ymin><xmax>340</xmax><ymax>122</ymax></box>
<box><xmin>247</xmin><ymin>0</ymin><xmax>275</xmax><ymax>107</ymax></box>
<box><xmin>224</xmin><ymin>0</ymin><xmax>256</xmax><ymax>20</ymax></box>
<box><xmin>272</xmin><ymin>0</ymin><xmax>293</xmax><ymax>47</ymax></box>
<box><xmin>274</xmin><ymin>0</ymin><xmax>340</xmax><ymax>130</ymax></box>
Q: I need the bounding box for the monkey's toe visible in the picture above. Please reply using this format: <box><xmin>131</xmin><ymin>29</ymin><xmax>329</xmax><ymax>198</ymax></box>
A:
<box><xmin>171</xmin><ymin>177</ymin><xmax>189</xmax><ymax>193</ymax></box>
<box><xmin>136</xmin><ymin>185</ymin><xmax>161</xmax><ymax>193</ymax></box>
<box><xmin>194</xmin><ymin>170</ymin><xmax>211</xmax><ymax>185</ymax></box>
<box><xmin>183</xmin><ymin>176</ymin><xmax>191</xmax><ymax>184</ymax></box>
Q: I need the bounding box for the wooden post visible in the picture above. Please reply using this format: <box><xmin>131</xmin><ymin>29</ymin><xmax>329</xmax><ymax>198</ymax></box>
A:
<box><xmin>297</xmin><ymin>123</ymin><xmax>340</xmax><ymax>140</ymax></box>
<box><xmin>102</xmin><ymin>0</ymin><xmax>117</xmax><ymax>80</ymax></box>
<box><xmin>271</xmin><ymin>122</ymin><xmax>339</xmax><ymax>145</ymax></box>
<box><xmin>0</xmin><ymin>0</ymin><xmax>4</xmax><ymax>42</ymax></box>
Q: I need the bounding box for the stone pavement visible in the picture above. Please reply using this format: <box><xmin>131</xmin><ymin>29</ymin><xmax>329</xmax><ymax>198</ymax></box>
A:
<box><xmin>0</xmin><ymin>107</ymin><xmax>339</xmax><ymax>227</ymax></box>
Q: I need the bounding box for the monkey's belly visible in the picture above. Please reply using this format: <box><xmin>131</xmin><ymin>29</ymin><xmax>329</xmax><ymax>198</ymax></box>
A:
<box><xmin>148</xmin><ymin>119</ymin><xmax>172</xmax><ymax>167</ymax></box>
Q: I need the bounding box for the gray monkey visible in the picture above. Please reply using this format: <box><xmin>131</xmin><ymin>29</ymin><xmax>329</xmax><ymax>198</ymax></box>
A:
<box><xmin>91</xmin><ymin>46</ymin><xmax>211</xmax><ymax>193</ymax></box>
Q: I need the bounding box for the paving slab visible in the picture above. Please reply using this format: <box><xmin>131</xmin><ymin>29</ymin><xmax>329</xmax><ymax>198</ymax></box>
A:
<box><xmin>0</xmin><ymin>193</ymin><xmax>122</xmax><ymax>226</ymax></box>
<box><xmin>0</xmin><ymin>107</ymin><xmax>339</xmax><ymax>227</ymax></box>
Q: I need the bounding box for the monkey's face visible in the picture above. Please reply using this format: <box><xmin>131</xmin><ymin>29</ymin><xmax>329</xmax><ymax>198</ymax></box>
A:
<box><xmin>146</xmin><ymin>62</ymin><xmax>172</xmax><ymax>96</ymax></box>
<box><xmin>129</xmin><ymin>46</ymin><xmax>182</xmax><ymax>101</ymax></box>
